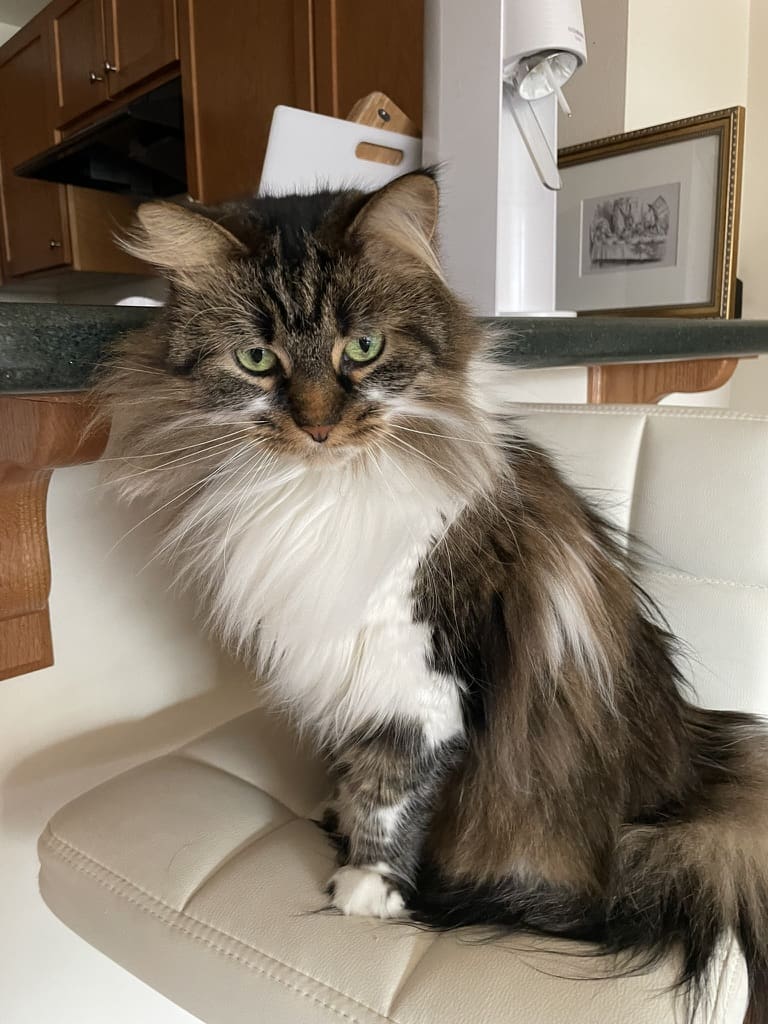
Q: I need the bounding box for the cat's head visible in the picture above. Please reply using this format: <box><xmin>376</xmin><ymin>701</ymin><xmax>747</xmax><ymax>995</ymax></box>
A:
<box><xmin>100</xmin><ymin>171</ymin><xmax>500</xmax><ymax>500</ymax></box>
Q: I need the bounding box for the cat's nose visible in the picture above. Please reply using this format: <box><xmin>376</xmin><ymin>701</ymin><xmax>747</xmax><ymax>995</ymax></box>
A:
<box><xmin>300</xmin><ymin>424</ymin><xmax>333</xmax><ymax>444</ymax></box>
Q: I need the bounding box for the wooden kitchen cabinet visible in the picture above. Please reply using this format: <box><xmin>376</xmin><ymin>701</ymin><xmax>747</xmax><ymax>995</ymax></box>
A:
<box><xmin>0</xmin><ymin>14</ymin><xmax>70</xmax><ymax>276</ymax></box>
<box><xmin>179</xmin><ymin>0</ymin><xmax>314</xmax><ymax>204</ymax></box>
<box><xmin>180</xmin><ymin>0</ymin><xmax>423</xmax><ymax>206</ymax></box>
<box><xmin>51</xmin><ymin>0</ymin><xmax>179</xmax><ymax>128</ymax></box>
<box><xmin>0</xmin><ymin>0</ymin><xmax>426</xmax><ymax>279</ymax></box>
<box><xmin>313</xmin><ymin>0</ymin><xmax>424</xmax><ymax>129</ymax></box>
<box><xmin>50</xmin><ymin>0</ymin><xmax>109</xmax><ymax>126</ymax></box>
<box><xmin>103</xmin><ymin>0</ymin><xmax>178</xmax><ymax>98</ymax></box>
<box><xmin>0</xmin><ymin>10</ymin><xmax>140</xmax><ymax>278</ymax></box>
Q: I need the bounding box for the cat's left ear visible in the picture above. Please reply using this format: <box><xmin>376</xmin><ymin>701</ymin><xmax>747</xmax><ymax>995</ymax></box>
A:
<box><xmin>349</xmin><ymin>170</ymin><xmax>441</xmax><ymax>275</ymax></box>
<box><xmin>118</xmin><ymin>201</ymin><xmax>247</xmax><ymax>288</ymax></box>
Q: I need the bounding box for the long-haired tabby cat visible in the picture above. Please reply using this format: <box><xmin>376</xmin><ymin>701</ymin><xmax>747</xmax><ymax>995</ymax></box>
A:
<box><xmin>97</xmin><ymin>171</ymin><xmax>768</xmax><ymax>1020</ymax></box>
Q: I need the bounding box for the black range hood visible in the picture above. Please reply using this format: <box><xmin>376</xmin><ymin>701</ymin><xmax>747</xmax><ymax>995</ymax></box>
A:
<box><xmin>16</xmin><ymin>77</ymin><xmax>187</xmax><ymax>198</ymax></box>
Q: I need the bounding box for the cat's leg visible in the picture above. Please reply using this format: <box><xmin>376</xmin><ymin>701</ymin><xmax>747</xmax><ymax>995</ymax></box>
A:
<box><xmin>326</xmin><ymin>717</ymin><xmax>461</xmax><ymax>918</ymax></box>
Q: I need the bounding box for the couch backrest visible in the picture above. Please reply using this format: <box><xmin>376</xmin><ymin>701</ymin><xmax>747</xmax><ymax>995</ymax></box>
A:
<box><xmin>516</xmin><ymin>404</ymin><xmax>768</xmax><ymax>716</ymax></box>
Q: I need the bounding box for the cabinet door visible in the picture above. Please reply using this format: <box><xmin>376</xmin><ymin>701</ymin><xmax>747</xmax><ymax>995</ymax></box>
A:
<box><xmin>180</xmin><ymin>0</ymin><xmax>313</xmax><ymax>204</ymax></box>
<box><xmin>104</xmin><ymin>0</ymin><xmax>178</xmax><ymax>98</ymax></box>
<box><xmin>0</xmin><ymin>18</ymin><xmax>70</xmax><ymax>276</ymax></box>
<box><xmin>51</xmin><ymin>0</ymin><xmax>108</xmax><ymax>126</ymax></box>
<box><xmin>314</xmin><ymin>0</ymin><xmax>424</xmax><ymax>129</ymax></box>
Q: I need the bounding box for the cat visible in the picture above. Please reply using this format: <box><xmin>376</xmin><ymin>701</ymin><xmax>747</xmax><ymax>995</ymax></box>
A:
<box><xmin>96</xmin><ymin>170</ymin><xmax>768</xmax><ymax>1020</ymax></box>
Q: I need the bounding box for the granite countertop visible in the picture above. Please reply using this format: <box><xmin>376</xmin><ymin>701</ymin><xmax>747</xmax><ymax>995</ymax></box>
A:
<box><xmin>1</xmin><ymin>301</ymin><xmax>767</xmax><ymax>394</ymax></box>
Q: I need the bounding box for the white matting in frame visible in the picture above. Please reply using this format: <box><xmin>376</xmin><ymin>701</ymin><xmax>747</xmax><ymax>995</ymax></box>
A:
<box><xmin>557</xmin><ymin>133</ymin><xmax>719</xmax><ymax>313</ymax></box>
<box><xmin>557</xmin><ymin>107</ymin><xmax>741</xmax><ymax>315</ymax></box>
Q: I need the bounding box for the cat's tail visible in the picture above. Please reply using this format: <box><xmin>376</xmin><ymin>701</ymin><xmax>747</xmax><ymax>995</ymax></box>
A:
<box><xmin>411</xmin><ymin>706</ymin><xmax>768</xmax><ymax>1021</ymax></box>
<box><xmin>622</xmin><ymin>704</ymin><xmax>768</xmax><ymax>1023</ymax></box>
<box><xmin>606</xmin><ymin>706</ymin><xmax>768</xmax><ymax>1020</ymax></box>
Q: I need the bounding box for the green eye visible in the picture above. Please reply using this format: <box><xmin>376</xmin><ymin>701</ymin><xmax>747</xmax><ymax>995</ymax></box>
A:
<box><xmin>344</xmin><ymin>332</ymin><xmax>384</xmax><ymax>365</ymax></box>
<box><xmin>235</xmin><ymin>347</ymin><xmax>278</xmax><ymax>374</ymax></box>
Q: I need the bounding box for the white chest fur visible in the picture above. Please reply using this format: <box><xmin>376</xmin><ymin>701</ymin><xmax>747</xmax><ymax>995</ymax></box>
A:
<box><xmin>173</xmin><ymin>455</ymin><xmax>466</xmax><ymax>746</ymax></box>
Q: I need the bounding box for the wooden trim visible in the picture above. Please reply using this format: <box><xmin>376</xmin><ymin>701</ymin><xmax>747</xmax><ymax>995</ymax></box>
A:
<box><xmin>177</xmin><ymin>0</ymin><xmax>203</xmax><ymax>201</ymax></box>
<box><xmin>293</xmin><ymin>0</ymin><xmax>315</xmax><ymax>111</ymax></box>
<box><xmin>587</xmin><ymin>358</ymin><xmax>738</xmax><ymax>405</ymax></box>
<box><xmin>0</xmin><ymin>393</ymin><xmax>107</xmax><ymax>682</ymax></box>
<box><xmin>312</xmin><ymin>0</ymin><xmax>338</xmax><ymax>116</ymax></box>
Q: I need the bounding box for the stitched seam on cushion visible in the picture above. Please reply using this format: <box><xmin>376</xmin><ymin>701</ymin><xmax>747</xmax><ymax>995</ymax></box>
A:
<box><xmin>173</xmin><ymin>751</ymin><xmax>328</xmax><ymax>820</ymax></box>
<box><xmin>510</xmin><ymin>405</ymin><xmax>768</xmax><ymax>423</ymax></box>
<box><xmin>165</xmin><ymin>753</ymin><xmax>301</xmax><ymax>815</ymax></box>
<box><xmin>644</xmin><ymin>568</ymin><xmax>768</xmax><ymax>593</ymax></box>
<box><xmin>42</xmin><ymin>828</ymin><xmax>393</xmax><ymax>1024</ymax></box>
<box><xmin>180</xmin><ymin>815</ymin><xmax>298</xmax><ymax>913</ymax></box>
<box><xmin>383</xmin><ymin>935</ymin><xmax>439</xmax><ymax>1017</ymax></box>
<box><xmin>46</xmin><ymin>806</ymin><xmax>296</xmax><ymax>906</ymax></box>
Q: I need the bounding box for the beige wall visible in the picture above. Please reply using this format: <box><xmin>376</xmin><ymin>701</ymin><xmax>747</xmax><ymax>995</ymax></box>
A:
<box><xmin>0</xmin><ymin>20</ymin><xmax>18</xmax><ymax>44</ymax></box>
<box><xmin>729</xmin><ymin>0</ymin><xmax>768</xmax><ymax>410</ymax></box>
<box><xmin>558</xmin><ymin>0</ymin><xmax>628</xmax><ymax>149</ymax></box>
<box><xmin>624</xmin><ymin>0</ymin><xmax>749</xmax><ymax>130</ymax></box>
<box><xmin>560</xmin><ymin>0</ymin><xmax>767</xmax><ymax>411</ymax></box>
<box><xmin>564</xmin><ymin>0</ymin><xmax>751</xmax><ymax>148</ymax></box>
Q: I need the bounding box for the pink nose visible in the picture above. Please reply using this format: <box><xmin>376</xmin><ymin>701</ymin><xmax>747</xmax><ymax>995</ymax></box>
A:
<box><xmin>301</xmin><ymin>424</ymin><xmax>333</xmax><ymax>444</ymax></box>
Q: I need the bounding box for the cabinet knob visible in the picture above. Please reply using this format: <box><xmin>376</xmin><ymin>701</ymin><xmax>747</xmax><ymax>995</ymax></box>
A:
<box><xmin>49</xmin><ymin>239</ymin><xmax>62</xmax><ymax>249</ymax></box>
<box><xmin>88</xmin><ymin>70</ymin><xmax>104</xmax><ymax>84</ymax></box>
<box><xmin>103</xmin><ymin>61</ymin><xmax>117</xmax><ymax>73</ymax></box>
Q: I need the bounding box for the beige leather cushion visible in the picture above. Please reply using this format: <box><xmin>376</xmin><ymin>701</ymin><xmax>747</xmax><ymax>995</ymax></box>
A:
<box><xmin>39</xmin><ymin>710</ymin><xmax>747</xmax><ymax>1024</ymax></box>
<box><xmin>41</xmin><ymin>405</ymin><xmax>768</xmax><ymax>1023</ymax></box>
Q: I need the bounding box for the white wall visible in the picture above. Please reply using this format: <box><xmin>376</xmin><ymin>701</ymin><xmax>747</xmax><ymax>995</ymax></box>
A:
<box><xmin>0</xmin><ymin>464</ymin><xmax>258</xmax><ymax>1023</ymax></box>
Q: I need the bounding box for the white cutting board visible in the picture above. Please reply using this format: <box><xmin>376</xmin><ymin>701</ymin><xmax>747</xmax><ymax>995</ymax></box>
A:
<box><xmin>259</xmin><ymin>106</ymin><xmax>423</xmax><ymax>195</ymax></box>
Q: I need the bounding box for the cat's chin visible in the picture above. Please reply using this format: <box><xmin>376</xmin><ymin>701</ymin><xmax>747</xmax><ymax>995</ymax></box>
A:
<box><xmin>296</xmin><ymin>442</ymin><xmax>364</xmax><ymax>467</ymax></box>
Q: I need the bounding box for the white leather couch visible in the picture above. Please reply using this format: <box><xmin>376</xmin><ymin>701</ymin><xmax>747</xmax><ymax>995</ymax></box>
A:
<box><xmin>36</xmin><ymin>404</ymin><xmax>768</xmax><ymax>1024</ymax></box>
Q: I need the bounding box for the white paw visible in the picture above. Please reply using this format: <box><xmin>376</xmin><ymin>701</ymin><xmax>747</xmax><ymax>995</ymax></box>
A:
<box><xmin>329</xmin><ymin>866</ymin><xmax>408</xmax><ymax>919</ymax></box>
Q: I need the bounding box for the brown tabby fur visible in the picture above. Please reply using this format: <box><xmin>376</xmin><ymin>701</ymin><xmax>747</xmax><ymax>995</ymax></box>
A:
<box><xmin>96</xmin><ymin>172</ymin><xmax>768</xmax><ymax>1021</ymax></box>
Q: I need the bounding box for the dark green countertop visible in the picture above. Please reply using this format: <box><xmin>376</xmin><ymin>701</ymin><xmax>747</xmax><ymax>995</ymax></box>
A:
<box><xmin>0</xmin><ymin>301</ymin><xmax>766</xmax><ymax>394</ymax></box>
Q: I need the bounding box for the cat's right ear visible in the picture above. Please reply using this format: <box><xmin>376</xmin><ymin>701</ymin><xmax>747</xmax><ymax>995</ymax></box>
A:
<box><xmin>118</xmin><ymin>202</ymin><xmax>247</xmax><ymax>287</ymax></box>
<box><xmin>348</xmin><ymin>171</ymin><xmax>442</xmax><ymax>277</ymax></box>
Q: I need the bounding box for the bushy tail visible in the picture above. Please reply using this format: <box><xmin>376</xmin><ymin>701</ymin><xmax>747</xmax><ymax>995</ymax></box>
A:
<box><xmin>411</xmin><ymin>707</ymin><xmax>768</xmax><ymax>1021</ymax></box>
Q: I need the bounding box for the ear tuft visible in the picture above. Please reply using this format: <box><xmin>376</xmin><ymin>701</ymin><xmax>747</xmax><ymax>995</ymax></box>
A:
<box><xmin>349</xmin><ymin>171</ymin><xmax>441</xmax><ymax>276</ymax></box>
<box><xmin>118</xmin><ymin>201</ymin><xmax>247</xmax><ymax>284</ymax></box>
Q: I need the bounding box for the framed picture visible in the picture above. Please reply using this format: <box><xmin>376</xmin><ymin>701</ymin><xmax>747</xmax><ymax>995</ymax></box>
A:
<box><xmin>556</xmin><ymin>107</ymin><xmax>745</xmax><ymax>317</ymax></box>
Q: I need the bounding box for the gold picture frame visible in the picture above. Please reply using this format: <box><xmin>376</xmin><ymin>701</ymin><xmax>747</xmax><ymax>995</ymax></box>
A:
<box><xmin>557</xmin><ymin>107</ymin><xmax>745</xmax><ymax>318</ymax></box>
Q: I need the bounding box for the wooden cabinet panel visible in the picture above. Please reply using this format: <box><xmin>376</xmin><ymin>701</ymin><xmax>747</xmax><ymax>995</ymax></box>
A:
<box><xmin>66</xmin><ymin>186</ymin><xmax>143</xmax><ymax>274</ymax></box>
<box><xmin>104</xmin><ymin>0</ymin><xmax>178</xmax><ymax>98</ymax></box>
<box><xmin>0</xmin><ymin>171</ymin><xmax>70</xmax><ymax>277</ymax></box>
<box><xmin>0</xmin><ymin>17</ymin><xmax>70</xmax><ymax>276</ymax></box>
<box><xmin>314</xmin><ymin>0</ymin><xmax>424</xmax><ymax>128</ymax></box>
<box><xmin>180</xmin><ymin>0</ymin><xmax>313</xmax><ymax>204</ymax></box>
<box><xmin>51</xmin><ymin>0</ymin><xmax>108</xmax><ymax>126</ymax></box>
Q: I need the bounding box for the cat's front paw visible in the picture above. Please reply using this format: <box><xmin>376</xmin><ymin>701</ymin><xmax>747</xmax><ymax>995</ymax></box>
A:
<box><xmin>327</xmin><ymin>866</ymin><xmax>408</xmax><ymax>919</ymax></box>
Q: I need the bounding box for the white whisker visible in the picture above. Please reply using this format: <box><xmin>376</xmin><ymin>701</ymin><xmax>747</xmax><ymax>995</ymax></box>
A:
<box><xmin>140</xmin><ymin>440</ymin><xmax>258</xmax><ymax>571</ymax></box>
<box><xmin>94</xmin><ymin>431</ymin><xmax>253</xmax><ymax>489</ymax></box>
